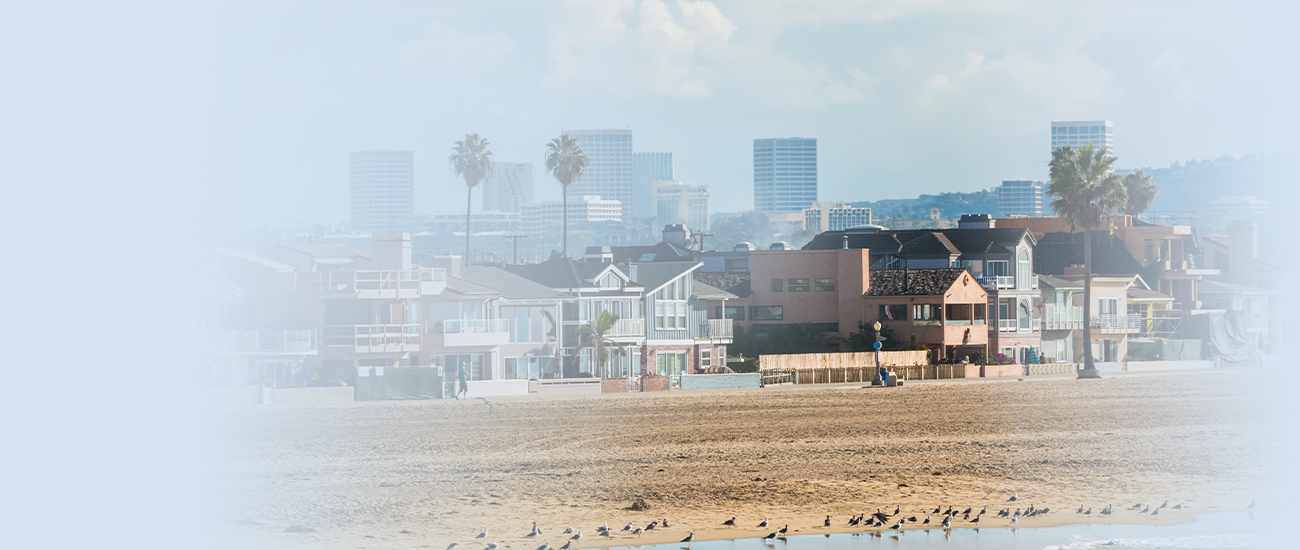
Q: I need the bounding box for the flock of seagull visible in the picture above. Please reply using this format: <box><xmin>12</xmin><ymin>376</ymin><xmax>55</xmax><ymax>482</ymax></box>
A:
<box><xmin>443</xmin><ymin>492</ymin><xmax>1215</xmax><ymax>550</ymax></box>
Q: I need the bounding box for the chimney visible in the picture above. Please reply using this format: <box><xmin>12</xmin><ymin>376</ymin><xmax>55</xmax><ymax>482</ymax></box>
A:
<box><xmin>432</xmin><ymin>255</ymin><xmax>461</xmax><ymax>279</ymax></box>
<box><xmin>1227</xmin><ymin>222</ymin><xmax>1258</xmax><ymax>286</ymax></box>
<box><xmin>370</xmin><ymin>233</ymin><xmax>412</xmax><ymax>270</ymax></box>
<box><xmin>583</xmin><ymin>246</ymin><xmax>613</xmax><ymax>263</ymax></box>
<box><xmin>663</xmin><ymin>224</ymin><xmax>690</xmax><ymax>247</ymax></box>
<box><xmin>958</xmin><ymin>214</ymin><xmax>994</xmax><ymax>229</ymax></box>
<box><xmin>841</xmin><ymin>234</ymin><xmax>849</xmax><ymax>249</ymax></box>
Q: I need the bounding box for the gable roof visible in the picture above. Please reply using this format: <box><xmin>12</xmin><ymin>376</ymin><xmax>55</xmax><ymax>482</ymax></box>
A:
<box><xmin>1037</xmin><ymin>273</ymin><xmax>1083</xmax><ymax>291</ymax></box>
<box><xmin>1128</xmin><ymin>287</ymin><xmax>1174</xmax><ymax>302</ymax></box>
<box><xmin>610</xmin><ymin>241</ymin><xmax>694</xmax><ymax>263</ymax></box>
<box><xmin>691</xmin><ymin>279</ymin><xmax>738</xmax><ymax>300</ymax></box>
<box><xmin>502</xmin><ymin>258</ymin><xmax>639</xmax><ymax>292</ymax></box>
<box><xmin>460</xmin><ymin>266</ymin><xmax>569</xmax><ymax>301</ymax></box>
<box><xmin>694</xmin><ymin>272</ymin><xmax>752</xmax><ymax>298</ymax></box>
<box><xmin>626</xmin><ymin>261</ymin><xmax>701</xmax><ymax>294</ymax></box>
<box><xmin>866</xmin><ymin>268</ymin><xmax>978</xmax><ymax>297</ymax></box>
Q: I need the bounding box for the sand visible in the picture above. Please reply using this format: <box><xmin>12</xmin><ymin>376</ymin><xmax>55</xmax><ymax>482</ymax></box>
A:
<box><xmin>209</xmin><ymin>371</ymin><xmax>1275</xmax><ymax>549</ymax></box>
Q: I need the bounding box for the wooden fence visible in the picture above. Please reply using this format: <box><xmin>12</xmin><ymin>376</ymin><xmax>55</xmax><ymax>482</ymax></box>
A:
<box><xmin>758</xmin><ymin>351</ymin><xmax>971</xmax><ymax>384</ymax></box>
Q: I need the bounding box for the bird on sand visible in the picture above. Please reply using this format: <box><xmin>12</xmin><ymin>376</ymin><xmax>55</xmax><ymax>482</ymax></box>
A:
<box><xmin>1009</xmin><ymin>491</ymin><xmax>1019</xmax><ymax>502</ymax></box>
<box><xmin>476</xmin><ymin>397</ymin><xmax>493</xmax><ymax>413</ymax></box>
<box><xmin>941</xmin><ymin>516</ymin><xmax>951</xmax><ymax>529</ymax></box>
<box><xmin>893</xmin><ymin>505</ymin><xmax>901</xmax><ymax>516</ymax></box>
<box><xmin>569</xmin><ymin>531</ymin><xmax>582</xmax><ymax>541</ymax></box>
<box><xmin>758</xmin><ymin>517</ymin><xmax>769</xmax><ymax>528</ymax></box>
<box><xmin>1077</xmin><ymin>505</ymin><xmax>1084</xmax><ymax>514</ymax></box>
<box><xmin>559</xmin><ymin>543</ymin><xmax>570</xmax><ymax>550</ymax></box>
<box><xmin>970</xmin><ymin>516</ymin><xmax>980</xmax><ymax>525</ymax></box>
<box><xmin>779</xmin><ymin>525</ymin><xmax>788</xmax><ymax>535</ymax></box>
<box><xmin>681</xmin><ymin>533</ymin><xmax>695</xmax><ymax>544</ymax></box>
<box><xmin>1247</xmin><ymin>501</ymin><xmax>1255</xmax><ymax>510</ymax></box>
<box><xmin>535</xmin><ymin>543</ymin><xmax>550</xmax><ymax>550</ymax></box>
<box><xmin>662</xmin><ymin>519</ymin><xmax>670</xmax><ymax>528</ymax></box>
<box><xmin>478</xmin><ymin>528</ymin><xmax>488</xmax><ymax>539</ymax></box>
<box><xmin>922</xmin><ymin>515</ymin><xmax>931</xmax><ymax>525</ymax></box>
<box><xmin>622</xmin><ymin>522</ymin><xmax>633</xmax><ymax>532</ymax></box>
<box><xmin>1172</xmin><ymin>502</ymin><xmax>1184</xmax><ymax>510</ymax></box>
<box><xmin>644</xmin><ymin>522</ymin><xmax>656</xmax><ymax>531</ymax></box>
<box><xmin>1152</xmin><ymin>508</ymin><xmax>1160</xmax><ymax>517</ymax></box>
<box><xmin>932</xmin><ymin>506</ymin><xmax>942</xmax><ymax>514</ymax></box>
<box><xmin>824</xmin><ymin>516</ymin><xmax>831</xmax><ymax>527</ymax></box>
<box><xmin>1159</xmin><ymin>500</ymin><xmax>1168</xmax><ymax>509</ymax></box>
<box><xmin>1011</xmin><ymin>516</ymin><xmax>1018</xmax><ymax>524</ymax></box>
<box><xmin>632</xmin><ymin>528</ymin><xmax>643</xmax><ymax>536</ymax></box>
<box><xmin>722</xmin><ymin>517</ymin><xmax>735</xmax><ymax>526</ymax></box>
<box><xmin>525</xmin><ymin>523</ymin><xmax>541</xmax><ymax>538</ymax></box>
<box><xmin>486</xmin><ymin>543</ymin><xmax>498</xmax><ymax>550</ymax></box>
<box><xmin>562</xmin><ymin>528</ymin><xmax>573</xmax><ymax>534</ymax></box>
<box><xmin>889</xmin><ymin>520</ymin><xmax>903</xmax><ymax>530</ymax></box>
<box><xmin>1084</xmin><ymin>508</ymin><xmax>1091</xmax><ymax>515</ymax></box>
<box><xmin>1140</xmin><ymin>506</ymin><xmax>1150</xmax><ymax>514</ymax></box>
<box><xmin>447</xmin><ymin>543</ymin><xmax>459</xmax><ymax>550</ymax></box>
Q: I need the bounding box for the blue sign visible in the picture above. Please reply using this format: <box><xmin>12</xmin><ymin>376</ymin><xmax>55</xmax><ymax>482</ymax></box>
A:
<box><xmin>872</xmin><ymin>341</ymin><xmax>882</xmax><ymax>350</ymax></box>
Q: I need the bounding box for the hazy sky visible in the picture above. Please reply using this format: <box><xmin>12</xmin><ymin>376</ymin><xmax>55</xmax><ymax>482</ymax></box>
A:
<box><xmin>202</xmin><ymin>0</ymin><xmax>1300</xmax><ymax>228</ymax></box>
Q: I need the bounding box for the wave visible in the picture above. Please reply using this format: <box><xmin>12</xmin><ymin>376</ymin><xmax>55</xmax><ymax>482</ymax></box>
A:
<box><xmin>1042</xmin><ymin>533</ymin><xmax>1281</xmax><ymax>550</ymax></box>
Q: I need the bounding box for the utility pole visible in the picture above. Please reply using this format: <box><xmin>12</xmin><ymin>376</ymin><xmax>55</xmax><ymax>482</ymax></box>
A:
<box><xmin>504</xmin><ymin>234</ymin><xmax>528</xmax><ymax>265</ymax></box>
<box><xmin>691</xmin><ymin>231</ymin><xmax>714</xmax><ymax>252</ymax></box>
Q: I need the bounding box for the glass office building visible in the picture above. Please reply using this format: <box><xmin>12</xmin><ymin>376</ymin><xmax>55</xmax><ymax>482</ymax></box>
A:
<box><xmin>633</xmin><ymin>152</ymin><xmax>674</xmax><ymax>219</ymax></box>
<box><xmin>997</xmin><ymin>180</ymin><xmax>1044</xmax><ymax>217</ymax></box>
<box><xmin>754</xmin><ymin>137</ymin><xmax>817</xmax><ymax>213</ymax></box>
<box><xmin>1051</xmin><ymin>120</ymin><xmax>1113</xmax><ymax>154</ymax></box>
<box><xmin>350</xmin><ymin>150</ymin><xmax>414</xmax><ymax>232</ymax></box>
<box><xmin>565</xmin><ymin>129</ymin><xmax>634</xmax><ymax>217</ymax></box>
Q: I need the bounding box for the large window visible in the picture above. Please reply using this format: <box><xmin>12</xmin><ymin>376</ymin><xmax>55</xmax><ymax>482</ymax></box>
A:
<box><xmin>654</xmin><ymin>278</ymin><xmax>688</xmax><ymax>330</ymax></box>
<box><xmin>878</xmin><ymin>304</ymin><xmax>907</xmax><ymax>320</ymax></box>
<box><xmin>750</xmin><ymin>306</ymin><xmax>783</xmax><ymax>320</ymax></box>
<box><xmin>502</xmin><ymin>306</ymin><xmax>557</xmax><ymax>343</ymax></box>
<box><xmin>655</xmin><ymin>351</ymin><xmax>687</xmax><ymax>376</ymax></box>
<box><xmin>1017</xmin><ymin>250</ymin><xmax>1031</xmax><ymax>290</ymax></box>
<box><xmin>723</xmin><ymin>306</ymin><xmax>745</xmax><ymax>320</ymax></box>
<box><xmin>913</xmin><ymin>304</ymin><xmax>939</xmax><ymax>325</ymax></box>
<box><xmin>442</xmin><ymin>354</ymin><xmax>485</xmax><ymax>381</ymax></box>
<box><xmin>815</xmin><ymin>278</ymin><xmax>836</xmax><ymax>292</ymax></box>
<box><xmin>1098</xmin><ymin>297</ymin><xmax>1119</xmax><ymax>315</ymax></box>
<box><xmin>504</xmin><ymin>356</ymin><xmax>554</xmax><ymax>380</ymax></box>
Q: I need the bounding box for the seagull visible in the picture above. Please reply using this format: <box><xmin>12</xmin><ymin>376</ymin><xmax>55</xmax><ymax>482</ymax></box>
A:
<box><xmin>662</xmin><ymin>519</ymin><xmax>670</xmax><ymax>528</ymax></box>
<box><xmin>970</xmin><ymin>516</ymin><xmax>980</xmax><ymax>524</ymax></box>
<box><xmin>644</xmin><ymin>522</ymin><xmax>655</xmax><ymax>531</ymax></box>
<box><xmin>1011</xmin><ymin>516</ymin><xmax>1018</xmax><ymax>524</ymax></box>
<box><xmin>1140</xmin><ymin>506</ymin><xmax>1150</xmax><ymax>514</ymax></box>
<box><xmin>722</xmin><ymin>517</ymin><xmax>735</xmax><ymax>526</ymax></box>
<box><xmin>486</xmin><ymin>544</ymin><xmax>498</xmax><ymax>550</ymax></box>
<box><xmin>933</xmin><ymin>506</ymin><xmax>942</xmax><ymax>514</ymax></box>
<box><xmin>562</xmin><ymin>528</ymin><xmax>573</xmax><ymax>535</ymax></box>
<box><xmin>476</xmin><ymin>397</ymin><xmax>493</xmax><ymax>413</ymax></box>
<box><xmin>632</xmin><ymin>528</ymin><xmax>643</xmax><ymax>536</ymax></box>
<box><xmin>1247</xmin><ymin>501</ymin><xmax>1255</xmax><ymax>510</ymax></box>
<box><xmin>1084</xmin><ymin>508</ymin><xmax>1091</xmax><ymax>515</ymax></box>
<box><xmin>922</xmin><ymin>515</ymin><xmax>930</xmax><ymax>525</ymax></box>
<box><xmin>758</xmin><ymin>517</ymin><xmax>769</xmax><ymax>528</ymax></box>
<box><xmin>1152</xmin><ymin>508</ymin><xmax>1160</xmax><ymax>517</ymax></box>
<box><xmin>764</xmin><ymin>531</ymin><xmax>778</xmax><ymax>541</ymax></box>
<box><xmin>681</xmin><ymin>532</ymin><xmax>695</xmax><ymax>544</ymax></box>
<box><xmin>824</xmin><ymin>515</ymin><xmax>831</xmax><ymax>527</ymax></box>
<box><xmin>778</xmin><ymin>525</ymin><xmax>788</xmax><ymax>535</ymax></box>
<box><xmin>559</xmin><ymin>543</ymin><xmax>570</xmax><ymax>550</ymax></box>
<box><xmin>1077</xmin><ymin>505</ymin><xmax>1084</xmax><ymax>514</ymax></box>
<box><xmin>447</xmin><ymin>544</ymin><xmax>459</xmax><ymax>550</ymax></box>
<box><xmin>525</xmin><ymin>522</ymin><xmax>540</xmax><ymax>538</ymax></box>
<box><xmin>893</xmin><ymin>505</ymin><xmax>901</xmax><ymax>516</ymax></box>
<box><xmin>962</xmin><ymin>507</ymin><xmax>972</xmax><ymax>516</ymax></box>
<box><xmin>906</xmin><ymin>516</ymin><xmax>917</xmax><ymax>523</ymax></box>
<box><xmin>623</xmin><ymin>522</ymin><xmax>633</xmax><ymax>532</ymax></box>
<box><xmin>1008</xmin><ymin>491</ymin><xmax>1019</xmax><ymax>502</ymax></box>
<box><xmin>1172</xmin><ymin>502</ymin><xmax>1184</xmax><ymax>510</ymax></box>
<box><xmin>889</xmin><ymin>520</ymin><xmax>903</xmax><ymax>530</ymax></box>
<box><xmin>1159</xmin><ymin>500</ymin><xmax>1168</xmax><ymax>509</ymax></box>
<box><xmin>477</xmin><ymin>528</ymin><xmax>488</xmax><ymax>539</ymax></box>
<box><xmin>601</xmin><ymin>523</ymin><xmax>609</xmax><ymax>533</ymax></box>
<box><xmin>535</xmin><ymin>543</ymin><xmax>550</xmax><ymax>550</ymax></box>
<box><xmin>569</xmin><ymin>531</ymin><xmax>582</xmax><ymax>541</ymax></box>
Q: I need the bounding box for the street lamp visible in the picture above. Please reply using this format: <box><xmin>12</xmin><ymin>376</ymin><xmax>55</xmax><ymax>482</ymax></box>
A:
<box><xmin>873</xmin><ymin>320</ymin><xmax>884</xmax><ymax>384</ymax></box>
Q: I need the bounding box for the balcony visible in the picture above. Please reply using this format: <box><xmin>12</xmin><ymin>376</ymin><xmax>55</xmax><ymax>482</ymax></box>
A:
<box><xmin>1091</xmin><ymin>314</ymin><xmax>1140</xmax><ymax>333</ymax></box>
<box><xmin>439</xmin><ymin>318</ymin><xmax>510</xmax><ymax>347</ymax></box>
<box><xmin>607</xmin><ymin>318</ymin><xmax>646</xmax><ymax>338</ymax></box>
<box><xmin>997</xmin><ymin>318</ymin><xmax>1019</xmax><ymax>332</ymax></box>
<box><xmin>980</xmin><ymin>275</ymin><xmax>1015</xmax><ymax>290</ymax></box>
<box><xmin>322</xmin><ymin>324</ymin><xmax>420</xmax><ymax>353</ymax></box>
<box><xmin>205</xmin><ymin>330</ymin><xmax>317</xmax><ymax>354</ymax></box>
<box><xmin>1041</xmin><ymin>305</ymin><xmax>1084</xmax><ymax>331</ymax></box>
<box><xmin>295</xmin><ymin>268</ymin><xmax>446</xmax><ymax>298</ymax></box>
<box><xmin>696</xmin><ymin>318</ymin><xmax>734</xmax><ymax>342</ymax></box>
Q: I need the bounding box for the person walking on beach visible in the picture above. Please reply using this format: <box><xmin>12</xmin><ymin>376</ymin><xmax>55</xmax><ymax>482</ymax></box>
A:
<box><xmin>456</xmin><ymin>365</ymin><xmax>469</xmax><ymax>400</ymax></box>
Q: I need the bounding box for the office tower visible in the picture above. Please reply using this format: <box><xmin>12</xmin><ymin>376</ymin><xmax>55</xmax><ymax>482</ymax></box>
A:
<box><xmin>998</xmin><ymin>180</ymin><xmax>1045</xmax><ymax>217</ymax></box>
<box><xmin>1050</xmin><ymin>120</ymin><xmax>1113</xmax><ymax>154</ymax></box>
<box><xmin>350</xmin><ymin>150</ymin><xmax>414</xmax><ymax>232</ymax></box>
<box><xmin>481</xmin><ymin>161</ymin><xmax>535</xmax><ymax>213</ymax></box>
<box><xmin>654</xmin><ymin>180</ymin><xmax>710</xmax><ymax>231</ymax></box>
<box><xmin>803</xmin><ymin>201</ymin><xmax>872</xmax><ymax>232</ymax></box>
<box><xmin>754</xmin><ymin>137</ymin><xmax>817</xmax><ymax>213</ymax></box>
<box><xmin>564</xmin><ymin>129</ymin><xmax>634</xmax><ymax>217</ymax></box>
<box><xmin>521</xmin><ymin>195</ymin><xmax>623</xmax><ymax>235</ymax></box>
<box><xmin>633</xmin><ymin>152</ymin><xmax>674</xmax><ymax>219</ymax></box>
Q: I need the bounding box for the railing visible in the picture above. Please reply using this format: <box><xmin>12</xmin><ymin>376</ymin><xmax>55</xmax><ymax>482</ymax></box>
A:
<box><xmin>1041</xmin><ymin>305</ymin><xmax>1084</xmax><ymax>330</ymax></box>
<box><xmin>321</xmin><ymin>324</ymin><xmax>420</xmax><ymax>352</ymax></box>
<box><xmin>1031</xmin><ymin>275</ymin><xmax>1039</xmax><ymax>289</ymax></box>
<box><xmin>442</xmin><ymin>318</ymin><xmax>510</xmax><ymax>334</ymax></box>
<box><xmin>760</xmin><ymin>367</ymin><xmax>796</xmax><ymax>386</ymax></box>
<box><xmin>697</xmin><ymin>318</ymin><xmax>734</xmax><ymax>340</ymax></box>
<box><xmin>998</xmin><ymin>318</ymin><xmax>1019</xmax><ymax>332</ymax></box>
<box><xmin>1091</xmin><ymin>314</ymin><xmax>1140</xmax><ymax>333</ymax></box>
<box><xmin>607</xmin><ymin>318</ymin><xmax>645</xmax><ymax>338</ymax></box>
<box><xmin>979</xmin><ymin>275</ymin><xmax>1016</xmax><ymax>290</ymax></box>
<box><xmin>295</xmin><ymin>268</ymin><xmax>445</xmax><ymax>297</ymax></box>
<box><xmin>205</xmin><ymin>330</ymin><xmax>317</xmax><ymax>353</ymax></box>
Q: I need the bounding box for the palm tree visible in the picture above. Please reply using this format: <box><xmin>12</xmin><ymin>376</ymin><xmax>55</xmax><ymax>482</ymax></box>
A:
<box><xmin>544</xmin><ymin>133</ymin><xmax>588</xmax><ymax>258</ymax></box>
<box><xmin>574</xmin><ymin>309</ymin><xmax>626</xmax><ymax>378</ymax></box>
<box><xmin>1120</xmin><ymin>169</ymin><xmax>1157</xmax><ymax>217</ymax></box>
<box><xmin>1047</xmin><ymin>143</ymin><xmax>1126</xmax><ymax>379</ymax></box>
<box><xmin>448</xmin><ymin>134</ymin><xmax>495</xmax><ymax>266</ymax></box>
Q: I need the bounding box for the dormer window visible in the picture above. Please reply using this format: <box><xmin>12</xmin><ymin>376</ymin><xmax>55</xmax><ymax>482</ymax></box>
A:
<box><xmin>599</xmin><ymin>272</ymin><xmax>620</xmax><ymax>289</ymax></box>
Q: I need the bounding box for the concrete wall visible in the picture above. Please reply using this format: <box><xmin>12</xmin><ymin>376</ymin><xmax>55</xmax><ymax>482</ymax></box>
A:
<box><xmin>465</xmin><ymin>379</ymin><xmax>530</xmax><ymax>397</ymax></box>
<box><xmin>980</xmin><ymin>364</ymin><xmax>1021</xmax><ymax>378</ymax></box>
<box><xmin>272</xmin><ymin>386</ymin><xmax>355</xmax><ymax>404</ymax></box>
<box><xmin>759</xmin><ymin>350</ymin><xmax>929</xmax><ymax>370</ymax></box>
<box><xmin>679</xmin><ymin>373</ymin><xmax>761</xmax><ymax>390</ymax></box>
<box><xmin>1027</xmin><ymin>363</ymin><xmax>1076</xmax><ymax>376</ymax></box>
<box><xmin>533</xmin><ymin>378</ymin><xmax>603</xmax><ymax>397</ymax></box>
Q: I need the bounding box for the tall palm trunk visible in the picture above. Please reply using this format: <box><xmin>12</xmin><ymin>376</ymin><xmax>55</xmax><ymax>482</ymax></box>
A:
<box><xmin>562</xmin><ymin>184</ymin><xmax>569</xmax><ymax>258</ymax></box>
<box><xmin>464</xmin><ymin>188</ymin><xmax>472</xmax><ymax>267</ymax></box>
<box><xmin>1079</xmin><ymin>225</ymin><xmax>1100</xmax><ymax>378</ymax></box>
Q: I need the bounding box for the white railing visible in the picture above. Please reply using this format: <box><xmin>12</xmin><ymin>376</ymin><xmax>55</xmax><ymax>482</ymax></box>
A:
<box><xmin>205</xmin><ymin>330</ymin><xmax>317</xmax><ymax>353</ymax></box>
<box><xmin>1041</xmin><ymin>305</ymin><xmax>1084</xmax><ymax>330</ymax></box>
<box><xmin>1091</xmin><ymin>314</ymin><xmax>1140</xmax><ymax>333</ymax></box>
<box><xmin>321</xmin><ymin>324</ymin><xmax>420</xmax><ymax>352</ymax></box>
<box><xmin>698</xmin><ymin>318</ymin><xmax>734</xmax><ymax>340</ymax></box>
<box><xmin>1031</xmin><ymin>275</ymin><xmax>1039</xmax><ymax>289</ymax></box>
<box><xmin>998</xmin><ymin>318</ymin><xmax>1018</xmax><ymax>332</ymax></box>
<box><xmin>442</xmin><ymin>318</ymin><xmax>510</xmax><ymax>334</ymax></box>
<box><xmin>295</xmin><ymin>268</ymin><xmax>445</xmax><ymax>297</ymax></box>
<box><xmin>979</xmin><ymin>275</ymin><xmax>1016</xmax><ymax>290</ymax></box>
<box><xmin>607</xmin><ymin>318</ymin><xmax>646</xmax><ymax>338</ymax></box>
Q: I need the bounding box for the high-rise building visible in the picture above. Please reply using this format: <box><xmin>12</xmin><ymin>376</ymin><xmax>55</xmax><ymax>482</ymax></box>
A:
<box><xmin>481</xmin><ymin>161</ymin><xmax>535</xmax><ymax>213</ymax></box>
<box><xmin>633</xmin><ymin>152</ymin><xmax>674</xmax><ymax>219</ymax></box>
<box><xmin>1051</xmin><ymin>120</ymin><xmax>1113</xmax><ymax>154</ymax></box>
<box><xmin>803</xmin><ymin>201</ymin><xmax>872</xmax><ymax>232</ymax></box>
<box><xmin>564</xmin><ymin>129</ymin><xmax>634</xmax><ymax>217</ymax></box>
<box><xmin>998</xmin><ymin>180</ymin><xmax>1045</xmax><ymax>217</ymax></box>
<box><xmin>350</xmin><ymin>150</ymin><xmax>414</xmax><ymax>232</ymax></box>
<box><xmin>520</xmin><ymin>195</ymin><xmax>623</xmax><ymax>235</ymax></box>
<box><xmin>754</xmin><ymin>137</ymin><xmax>817</xmax><ymax>213</ymax></box>
<box><xmin>654</xmin><ymin>180</ymin><xmax>710</xmax><ymax>231</ymax></box>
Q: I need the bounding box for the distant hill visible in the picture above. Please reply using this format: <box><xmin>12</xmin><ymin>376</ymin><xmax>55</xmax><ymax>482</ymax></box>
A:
<box><xmin>847</xmin><ymin>190</ymin><xmax>998</xmax><ymax>219</ymax></box>
<box><xmin>1140</xmin><ymin>152</ymin><xmax>1296</xmax><ymax>214</ymax></box>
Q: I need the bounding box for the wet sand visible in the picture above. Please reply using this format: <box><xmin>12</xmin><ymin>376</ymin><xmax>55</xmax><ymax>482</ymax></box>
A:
<box><xmin>210</xmin><ymin>371</ymin><xmax>1273</xmax><ymax>549</ymax></box>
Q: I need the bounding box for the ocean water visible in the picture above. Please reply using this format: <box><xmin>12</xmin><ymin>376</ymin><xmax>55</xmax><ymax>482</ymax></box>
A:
<box><xmin>603</xmin><ymin>514</ymin><xmax>1281</xmax><ymax>550</ymax></box>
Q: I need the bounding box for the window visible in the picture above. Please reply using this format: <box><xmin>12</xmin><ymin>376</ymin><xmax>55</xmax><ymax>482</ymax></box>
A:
<box><xmin>700</xmin><ymin>349</ymin><xmax>712</xmax><ymax>370</ymax></box>
<box><xmin>815</xmin><ymin>278</ymin><xmax>836</xmax><ymax>291</ymax></box>
<box><xmin>1098</xmin><ymin>297</ymin><xmax>1119</xmax><ymax>315</ymax></box>
<box><xmin>912</xmin><ymin>304</ymin><xmax>937</xmax><ymax>322</ymax></box>
<box><xmin>750</xmin><ymin>306</ymin><xmax>784</xmax><ymax>320</ymax></box>
<box><xmin>598</xmin><ymin>273</ymin><xmax>620</xmax><ymax>289</ymax></box>
<box><xmin>987</xmin><ymin>260</ymin><xmax>1009</xmax><ymax>277</ymax></box>
<box><xmin>878</xmin><ymin>304</ymin><xmax>906</xmax><ymax>320</ymax></box>
<box><xmin>1017</xmin><ymin>249</ymin><xmax>1031</xmax><ymax>290</ymax></box>
<box><xmin>723</xmin><ymin>306</ymin><xmax>745</xmax><ymax>320</ymax></box>
<box><xmin>655</xmin><ymin>352</ymin><xmax>687</xmax><ymax>376</ymax></box>
<box><xmin>789</xmin><ymin>278</ymin><xmax>810</xmax><ymax>292</ymax></box>
<box><xmin>771</xmin><ymin>279</ymin><xmax>783</xmax><ymax>292</ymax></box>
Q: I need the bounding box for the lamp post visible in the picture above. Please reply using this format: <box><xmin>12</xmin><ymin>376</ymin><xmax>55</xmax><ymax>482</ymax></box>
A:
<box><xmin>873</xmin><ymin>320</ymin><xmax>884</xmax><ymax>384</ymax></box>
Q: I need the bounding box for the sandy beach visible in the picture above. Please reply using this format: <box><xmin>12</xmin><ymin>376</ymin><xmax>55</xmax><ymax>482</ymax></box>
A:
<box><xmin>209</xmin><ymin>371</ymin><xmax>1274</xmax><ymax>549</ymax></box>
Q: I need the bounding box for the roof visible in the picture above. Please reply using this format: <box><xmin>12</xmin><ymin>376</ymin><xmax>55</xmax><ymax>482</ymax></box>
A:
<box><xmin>626</xmin><ymin>261</ymin><xmax>700</xmax><ymax>294</ymax></box>
<box><xmin>610</xmin><ymin>241</ymin><xmax>694</xmax><ymax>263</ymax></box>
<box><xmin>865</xmin><ymin>268</ymin><xmax>977</xmax><ymax>297</ymax></box>
<box><xmin>1127</xmin><ymin>287</ymin><xmax>1174</xmax><ymax>302</ymax></box>
<box><xmin>445</xmin><ymin>277</ymin><xmax>499</xmax><ymax>296</ymax></box>
<box><xmin>460</xmin><ymin>266</ymin><xmax>569</xmax><ymax>301</ymax></box>
<box><xmin>264</xmin><ymin>243</ymin><xmax>371</xmax><ymax>259</ymax></box>
<box><xmin>211</xmin><ymin>246</ymin><xmax>295</xmax><ymax>272</ymax></box>
<box><xmin>1199</xmin><ymin>279</ymin><xmax>1275</xmax><ymax>295</ymax></box>
<box><xmin>503</xmin><ymin>258</ymin><xmax>605</xmax><ymax>289</ymax></box>
<box><xmin>691</xmin><ymin>279</ymin><xmax>737</xmax><ymax>300</ymax></box>
<box><xmin>694</xmin><ymin>272</ymin><xmax>752</xmax><ymax>298</ymax></box>
<box><xmin>1034</xmin><ymin>231</ymin><xmax>1145</xmax><ymax>277</ymax></box>
<box><xmin>802</xmin><ymin>227</ymin><xmax>1034</xmax><ymax>256</ymax></box>
<box><xmin>1037</xmin><ymin>273</ymin><xmax>1083</xmax><ymax>291</ymax></box>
